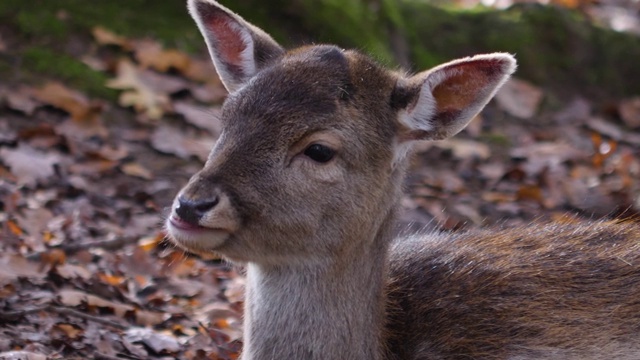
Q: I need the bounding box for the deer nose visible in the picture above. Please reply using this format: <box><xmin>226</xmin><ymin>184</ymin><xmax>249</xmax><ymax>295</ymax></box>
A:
<box><xmin>175</xmin><ymin>196</ymin><xmax>219</xmax><ymax>225</ymax></box>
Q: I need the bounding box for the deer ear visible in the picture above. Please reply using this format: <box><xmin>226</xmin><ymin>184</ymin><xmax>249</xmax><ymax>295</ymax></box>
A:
<box><xmin>188</xmin><ymin>0</ymin><xmax>285</xmax><ymax>92</ymax></box>
<box><xmin>394</xmin><ymin>53</ymin><xmax>516</xmax><ymax>141</ymax></box>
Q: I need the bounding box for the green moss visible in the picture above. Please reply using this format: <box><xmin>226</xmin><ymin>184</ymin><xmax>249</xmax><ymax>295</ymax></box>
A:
<box><xmin>480</xmin><ymin>133</ymin><xmax>511</xmax><ymax>147</ymax></box>
<box><xmin>21</xmin><ymin>47</ymin><xmax>117</xmax><ymax>101</ymax></box>
<box><xmin>15</xmin><ymin>10</ymin><xmax>68</xmax><ymax>39</ymax></box>
<box><xmin>0</xmin><ymin>0</ymin><xmax>202</xmax><ymax>51</ymax></box>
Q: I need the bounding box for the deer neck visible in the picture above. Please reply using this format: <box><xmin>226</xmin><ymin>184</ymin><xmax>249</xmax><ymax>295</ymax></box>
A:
<box><xmin>241</xmin><ymin>213</ymin><xmax>396</xmax><ymax>360</ymax></box>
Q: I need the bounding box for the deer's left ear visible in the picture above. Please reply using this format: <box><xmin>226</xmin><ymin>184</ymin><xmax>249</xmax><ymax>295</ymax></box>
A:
<box><xmin>394</xmin><ymin>53</ymin><xmax>516</xmax><ymax>141</ymax></box>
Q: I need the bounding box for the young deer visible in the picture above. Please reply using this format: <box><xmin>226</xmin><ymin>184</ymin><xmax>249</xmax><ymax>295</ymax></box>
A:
<box><xmin>167</xmin><ymin>1</ymin><xmax>640</xmax><ymax>359</ymax></box>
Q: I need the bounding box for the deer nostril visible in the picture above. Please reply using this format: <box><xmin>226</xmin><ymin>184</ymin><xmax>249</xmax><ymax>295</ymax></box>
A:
<box><xmin>195</xmin><ymin>198</ymin><xmax>219</xmax><ymax>213</ymax></box>
<box><xmin>176</xmin><ymin>196</ymin><xmax>219</xmax><ymax>225</ymax></box>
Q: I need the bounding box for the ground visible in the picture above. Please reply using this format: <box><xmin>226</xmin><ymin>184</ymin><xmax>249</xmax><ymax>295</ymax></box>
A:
<box><xmin>0</xmin><ymin>0</ymin><xmax>639</xmax><ymax>359</ymax></box>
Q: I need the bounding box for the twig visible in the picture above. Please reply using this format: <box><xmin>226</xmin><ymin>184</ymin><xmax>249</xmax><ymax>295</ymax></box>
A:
<box><xmin>0</xmin><ymin>305</ymin><xmax>129</xmax><ymax>330</ymax></box>
<box><xmin>49</xmin><ymin>305</ymin><xmax>129</xmax><ymax>330</ymax></box>
<box><xmin>25</xmin><ymin>237</ymin><xmax>132</xmax><ymax>260</ymax></box>
<box><xmin>94</xmin><ymin>353</ymin><xmax>128</xmax><ymax>360</ymax></box>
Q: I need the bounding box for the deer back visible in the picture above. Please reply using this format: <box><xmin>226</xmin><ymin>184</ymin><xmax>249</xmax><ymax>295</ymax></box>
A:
<box><xmin>387</xmin><ymin>220</ymin><xmax>640</xmax><ymax>359</ymax></box>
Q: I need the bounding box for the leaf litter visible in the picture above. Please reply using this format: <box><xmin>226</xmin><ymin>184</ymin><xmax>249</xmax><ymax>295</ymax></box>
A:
<box><xmin>0</xmin><ymin>20</ymin><xmax>639</xmax><ymax>360</ymax></box>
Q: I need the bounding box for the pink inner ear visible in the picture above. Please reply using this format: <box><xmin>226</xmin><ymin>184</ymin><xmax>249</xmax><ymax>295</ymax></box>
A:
<box><xmin>200</xmin><ymin>9</ymin><xmax>247</xmax><ymax>69</ymax></box>
<box><xmin>432</xmin><ymin>59</ymin><xmax>505</xmax><ymax>115</ymax></box>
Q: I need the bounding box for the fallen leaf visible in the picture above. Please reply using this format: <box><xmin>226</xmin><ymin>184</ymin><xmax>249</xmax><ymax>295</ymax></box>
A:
<box><xmin>121</xmin><ymin>162</ymin><xmax>153</xmax><ymax>180</ymax></box>
<box><xmin>58</xmin><ymin>289</ymin><xmax>167</xmax><ymax>326</ymax></box>
<box><xmin>173</xmin><ymin>101</ymin><xmax>222</xmax><ymax>136</ymax></box>
<box><xmin>31</xmin><ymin>82</ymin><xmax>104</xmax><ymax>122</ymax></box>
<box><xmin>0</xmin><ymin>255</ymin><xmax>45</xmax><ymax>284</ymax></box>
<box><xmin>553</xmin><ymin>97</ymin><xmax>590</xmax><ymax>124</ymax></box>
<box><xmin>54</xmin><ymin>263</ymin><xmax>92</xmax><ymax>281</ymax></box>
<box><xmin>106</xmin><ymin>59</ymin><xmax>170</xmax><ymax>120</ymax></box>
<box><xmin>5</xmin><ymin>87</ymin><xmax>41</xmax><ymax>115</ymax></box>
<box><xmin>495</xmin><ymin>78</ymin><xmax>544</xmax><ymax>119</ymax></box>
<box><xmin>124</xmin><ymin>327</ymin><xmax>181</xmax><ymax>354</ymax></box>
<box><xmin>0</xmin><ymin>144</ymin><xmax>61</xmax><ymax>186</ymax></box>
<box><xmin>182</xmin><ymin>58</ymin><xmax>221</xmax><ymax>84</ymax></box>
<box><xmin>586</xmin><ymin>117</ymin><xmax>623</xmax><ymax>140</ymax></box>
<box><xmin>0</xmin><ymin>351</ymin><xmax>47</xmax><ymax>360</ymax></box>
<box><xmin>190</xmin><ymin>82</ymin><xmax>228</xmax><ymax>104</ymax></box>
<box><xmin>92</xmin><ymin>26</ymin><xmax>132</xmax><ymax>50</ymax></box>
<box><xmin>619</xmin><ymin>97</ymin><xmax>640</xmax><ymax>128</ymax></box>
<box><xmin>51</xmin><ymin>323</ymin><xmax>84</xmax><ymax>340</ymax></box>
<box><xmin>433</xmin><ymin>138</ymin><xmax>491</xmax><ymax>160</ymax></box>
<box><xmin>6</xmin><ymin>219</ymin><xmax>23</xmax><ymax>236</ymax></box>
<box><xmin>150</xmin><ymin>124</ymin><xmax>215</xmax><ymax>161</ymax></box>
<box><xmin>56</xmin><ymin>117</ymin><xmax>109</xmax><ymax>142</ymax></box>
<box><xmin>510</xmin><ymin>142</ymin><xmax>587</xmax><ymax>175</ymax></box>
<box><xmin>135</xmin><ymin>39</ymin><xmax>191</xmax><ymax>73</ymax></box>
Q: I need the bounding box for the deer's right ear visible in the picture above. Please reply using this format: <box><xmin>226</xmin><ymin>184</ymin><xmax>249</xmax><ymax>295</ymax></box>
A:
<box><xmin>188</xmin><ymin>0</ymin><xmax>285</xmax><ymax>92</ymax></box>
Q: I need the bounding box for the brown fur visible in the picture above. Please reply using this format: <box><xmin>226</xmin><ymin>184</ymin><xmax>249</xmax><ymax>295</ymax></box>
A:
<box><xmin>166</xmin><ymin>1</ymin><xmax>640</xmax><ymax>359</ymax></box>
<box><xmin>387</xmin><ymin>220</ymin><xmax>640</xmax><ymax>359</ymax></box>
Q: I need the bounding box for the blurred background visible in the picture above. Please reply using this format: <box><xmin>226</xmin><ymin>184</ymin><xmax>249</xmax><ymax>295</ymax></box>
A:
<box><xmin>0</xmin><ymin>0</ymin><xmax>639</xmax><ymax>359</ymax></box>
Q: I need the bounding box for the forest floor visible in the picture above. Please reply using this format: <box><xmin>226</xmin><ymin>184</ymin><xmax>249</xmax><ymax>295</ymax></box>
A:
<box><xmin>0</xmin><ymin>1</ymin><xmax>639</xmax><ymax>359</ymax></box>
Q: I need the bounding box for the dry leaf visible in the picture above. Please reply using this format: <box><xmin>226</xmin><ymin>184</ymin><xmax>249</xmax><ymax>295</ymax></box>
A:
<box><xmin>0</xmin><ymin>351</ymin><xmax>47</xmax><ymax>360</ymax></box>
<box><xmin>191</xmin><ymin>82</ymin><xmax>228</xmax><ymax>104</ymax></box>
<box><xmin>106</xmin><ymin>59</ymin><xmax>170</xmax><ymax>120</ymax></box>
<box><xmin>150</xmin><ymin>124</ymin><xmax>215</xmax><ymax>161</ymax></box>
<box><xmin>495</xmin><ymin>78</ymin><xmax>544</xmax><ymax>119</ymax></box>
<box><xmin>619</xmin><ymin>97</ymin><xmax>640</xmax><ymax>128</ymax></box>
<box><xmin>58</xmin><ymin>289</ymin><xmax>167</xmax><ymax>326</ymax></box>
<box><xmin>124</xmin><ymin>327</ymin><xmax>181</xmax><ymax>354</ymax></box>
<box><xmin>134</xmin><ymin>39</ymin><xmax>191</xmax><ymax>73</ymax></box>
<box><xmin>92</xmin><ymin>26</ymin><xmax>132</xmax><ymax>50</ymax></box>
<box><xmin>0</xmin><ymin>255</ymin><xmax>45</xmax><ymax>284</ymax></box>
<box><xmin>5</xmin><ymin>87</ymin><xmax>41</xmax><ymax>115</ymax></box>
<box><xmin>0</xmin><ymin>144</ymin><xmax>61</xmax><ymax>186</ymax></box>
<box><xmin>31</xmin><ymin>82</ymin><xmax>104</xmax><ymax>122</ymax></box>
<box><xmin>173</xmin><ymin>101</ymin><xmax>222</xmax><ymax>136</ymax></box>
<box><xmin>121</xmin><ymin>162</ymin><xmax>153</xmax><ymax>179</ymax></box>
<box><xmin>433</xmin><ymin>138</ymin><xmax>491</xmax><ymax>160</ymax></box>
<box><xmin>182</xmin><ymin>58</ymin><xmax>221</xmax><ymax>84</ymax></box>
<box><xmin>51</xmin><ymin>323</ymin><xmax>84</xmax><ymax>340</ymax></box>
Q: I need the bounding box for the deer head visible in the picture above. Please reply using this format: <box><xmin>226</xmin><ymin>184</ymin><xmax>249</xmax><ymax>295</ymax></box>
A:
<box><xmin>166</xmin><ymin>0</ymin><xmax>516</xmax><ymax>266</ymax></box>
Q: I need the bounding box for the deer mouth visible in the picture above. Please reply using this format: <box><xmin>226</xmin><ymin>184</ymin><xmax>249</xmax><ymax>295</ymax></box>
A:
<box><xmin>166</xmin><ymin>215</ymin><xmax>231</xmax><ymax>252</ymax></box>
<box><xmin>169</xmin><ymin>215</ymin><xmax>207</xmax><ymax>232</ymax></box>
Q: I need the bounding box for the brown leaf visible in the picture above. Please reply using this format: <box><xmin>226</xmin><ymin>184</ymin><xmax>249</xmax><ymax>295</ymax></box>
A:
<box><xmin>495</xmin><ymin>78</ymin><xmax>544</xmax><ymax>119</ymax></box>
<box><xmin>191</xmin><ymin>82</ymin><xmax>228</xmax><ymax>104</ymax></box>
<box><xmin>0</xmin><ymin>144</ymin><xmax>61</xmax><ymax>186</ymax></box>
<box><xmin>31</xmin><ymin>82</ymin><xmax>104</xmax><ymax>122</ymax></box>
<box><xmin>58</xmin><ymin>289</ymin><xmax>167</xmax><ymax>326</ymax></box>
<box><xmin>0</xmin><ymin>255</ymin><xmax>45</xmax><ymax>284</ymax></box>
<box><xmin>150</xmin><ymin>124</ymin><xmax>215</xmax><ymax>161</ymax></box>
<box><xmin>134</xmin><ymin>39</ymin><xmax>191</xmax><ymax>73</ymax></box>
<box><xmin>182</xmin><ymin>58</ymin><xmax>221</xmax><ymax>84</ymax></box>
<box><xmin>51</xmin><ymin>323</ymin><xmax>84</xmax><ymax>340</ymax></box>
<box><xmin>0</xmin><ymin>351</ymin><xmax>47</xmax><ymax>360</ymax></box>
<box><xmin>619</xmin><ymin>97</ymin><xmax>640</xmax><ymax>128</ymax></box>
<box><xmin>124</xmin><ymin>327</ymin><xmax>181</xmax><ymax>354</ymax></box>
<box><xmin>121</xmin><ymin>162</ymin><xmax>153</xmax><ymax>180</ymax></box>
<box><xmin>5</xmin><ymin>87</ymin><xmax>41</xmax><ymax>115</ymax></box>
<box><xmin>6</xmin><ymin>219</ymin><xmax>23</xmax><ymax>236</ymax></box>
<box><xmin>92</xmin><ymin>26</ymin><xmax>133</xmax><ymax>50</ymax></box>
<box><xmin>173</xmin><ymin>101</ymin><xmax>222</xmax><ymax>136</ymax></box>
<box><xmin>107</xmin><ymin>59</ymin><xmax>170</xmax><ymax>120</ymax></box>
<box><xmin>433</xmin><ymin>138</ymin><xmax>491</xmax><ymax>160</ymax></box>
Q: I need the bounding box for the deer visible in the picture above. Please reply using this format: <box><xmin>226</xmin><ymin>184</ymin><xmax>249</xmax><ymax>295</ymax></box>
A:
<box><xmin>166</xmin><ymin>1</ymin><xmax>640</xmax><ymax>359</ymax></box>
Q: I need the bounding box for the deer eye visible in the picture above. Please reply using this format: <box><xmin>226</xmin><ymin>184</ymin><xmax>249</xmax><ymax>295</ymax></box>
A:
<box><xmin>303</xmin><ymin>144</ymin><xmax>335</xmax><ymax>163</ymax></box>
